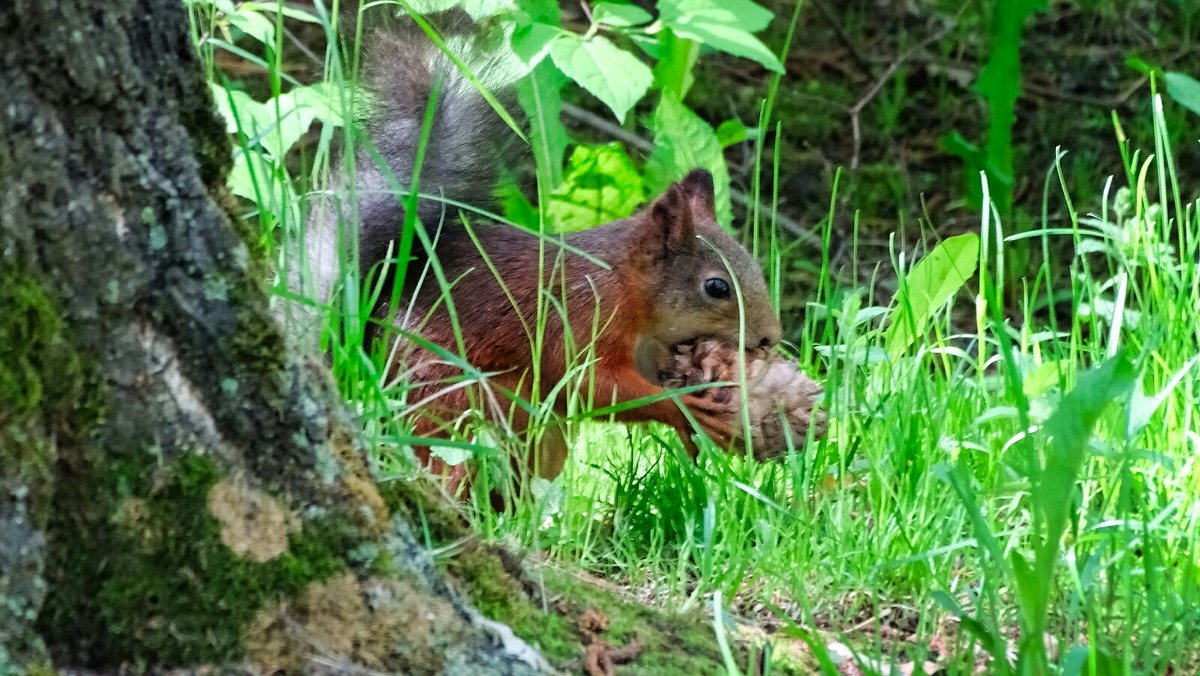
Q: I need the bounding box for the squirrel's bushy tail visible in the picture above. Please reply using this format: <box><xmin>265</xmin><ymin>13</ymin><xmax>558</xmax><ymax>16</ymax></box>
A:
<box><xmin>281</xmin><ymin>10</ymin><xmax>521</xmax><ymax>343</ymax></box>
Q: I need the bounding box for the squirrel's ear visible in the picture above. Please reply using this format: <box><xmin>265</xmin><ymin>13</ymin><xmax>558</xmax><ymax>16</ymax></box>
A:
<box><xmin>642</xmin><ymin>169</ymin><xmax>714</xmax><ymax>258</ymax></box>
<box><xmin>678</xmin><ymin>169</ymin><xmax>716</xmax><ymax>217</ymax></box>
<box><xmin>646</xmin><ymin>181</ymin><xmax>696</xmax><ymax>257</ymax></box>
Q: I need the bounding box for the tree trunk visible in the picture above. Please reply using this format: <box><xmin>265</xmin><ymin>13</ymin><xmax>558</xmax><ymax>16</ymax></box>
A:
<box><xmin>0</xmin><ymin>1</ymin><xmax>547</xmax><ymax>673</ymax></box>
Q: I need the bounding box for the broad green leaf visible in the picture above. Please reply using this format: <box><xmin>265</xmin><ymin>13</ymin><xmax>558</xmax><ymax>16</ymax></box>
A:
<box><xmin>288</xmin><ymin>82</ymin><xmax>346</xmax><ymax>128</ymax></box>
<box><xmin>550</xmin><ymin>34</ymin><xmax>651</xmax><ymax>123</ymax></box>
<box><xmin>715</xmin><ymin>118</ymin><xmax>753</xmax><ymax>147</ymax></box>
<box><xmin>1165</xmin><ymin>71</ymin><xmax>1200</xmax><ymax>117</ymax></box>
<box><xmin>1063</xmin><ymin>646</ymin><xmax>1124</xmax><ymax>676</ymax></box>
<box><xmin>407</xmin><ymin>0</ymin><xmax>513</xmax><ymax>19</ymax></box>
<box><xmin>228</xmin><ymin>5</ymin><xmax>275</xmax><ymax>46</ymax></box>
<box><xmin>208</xmin><ymin>0</ymin><xmax>238</xmax><ymax>14</ymax></box>
<box><xmin>651</xmin><ymin>27</ymin><xmax>698</xmax><ymax>99</ymax></box>
<box><xmin>210</xmin><ymin>82</ymin><xmax>265</xmax><ymax>135</ymax></box>
<box><xmin>546</xmin><ymin>143</ymin><xmax>645</xmax><ymax>232</ymax></box>
<box><xmin>1030</xmin><ymin>354</ymin><xmax>1135</xmax><ymax>628</ymax></box>
<box><xmin>1022</xmin><ymin>358</ymin><xmax>1069</xmax><ymax>398</ymax></box>
<box><xmin>211</xmin><ymin>82</ymin><xmax>336</xmax><ymax>160</ymax></box>
<box><xmin>228</xmin><ymin>150</ymin><xmax>293</xmax><ymax>220</ymax></box>
<box><xmin>430</xmin><ymin>443</ymin><xmax>472</xmax><ymax>466</ymax></box>
<box><xmin>593</xmin><ymin>2</ymin><xmax>653</xmax><ymax>27</ymax></box>
<box><xmin>258</xmin><ymin>88</ymin><xmax>320</xmax><ymax>160</ymax></box>
<box><xmin>666</xmin><ymin>21</ymin><xmax>783</xmax><ymax>73</ymax></box>
<box><xmin>460</xmin><ymin>0</ymin><xmax>516</xmax><ymax>20</ymax></box>
<box><xmin>510</xmin><ymin>22</ymin><xmax>562</xmax><ymax>73</ymax></box>
<box><xmin>644</xmin><ymin>94</ymin><xmax>732</xmax><ymax>226</ymax></box>
<box><xmin>406</xmin><ymin>0</ymin><xmax>462</xmax><ymax>13</ymax></box>
<box><xmin>1009</xmin><ymin>550</ymin><xmax>1042</xmax><ymax>633</ymax></box>
<box><xmin>518</xmin><ymin>60</ymin><xmax>569</xmax><ymax>189</ymax></box>
<box><xmin>658</xmin><ymin>0</ymin><xmax>782</xmax><ymax>72</ymax></box>
<box><xmin>242</xmin><ymin>1</ymin><xmax>321</xmax><ymax>23</ymax></box>
<box><xmin>1127</xmin><ymin>356</ymin><xmax>1199</xmax><ymax>438</ymax></box>
<box><xmin>659</xmin><ymin>0</ymin><xmax>774</xmax><ymax>32</ymax></box>
<box><xmin>884</xmin><ymin>233</ymin><xmax>980</xmax><ymax>359</ymax></box>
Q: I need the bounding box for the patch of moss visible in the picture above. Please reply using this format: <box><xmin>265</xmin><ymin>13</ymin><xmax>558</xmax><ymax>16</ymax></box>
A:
<box><xmin>445</xmin><ymin>549</ymin><xmax>812</xmax><ymax>675</ymax></box>
<box><xmin>0</xmin><ymin>266</ymin><xmax>101</xmax><ymax>488</ymax></box>
<box><xmin>542</xmin><ymin>567</ymin><xmax>747</xmax><ymax>675</ymax></box>
<box><xmin>446</xmin><ymin>545</ymin><xmax>579</xmax><ymax>665</ymax></box>
<box><xmin>228</xmin><ymin>304</ymin><xmax>288</xmax><ymax>378</ymax></box>
<box><xmin>37</xmin><ymin>453</ymin><xmax>358</xmax><ymax>666</ymax></box>
<box><xmin>377</xmin><ymin>475</ymin><xmax>472</xmax><ymax>545</ymax></box>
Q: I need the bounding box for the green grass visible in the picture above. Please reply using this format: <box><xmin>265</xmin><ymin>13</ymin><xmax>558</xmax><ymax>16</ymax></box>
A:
<box><xmin>391</xmin><ymin>100</ymin><xmax>1196</xmax><ymax>672</ymax></box>
<box><xmin>194</xmin><ymin>2</ymin><xmax>1200</xmax><ymax>672</ymax></box>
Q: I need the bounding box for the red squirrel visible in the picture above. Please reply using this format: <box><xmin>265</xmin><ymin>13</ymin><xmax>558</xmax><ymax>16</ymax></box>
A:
<box><xmin>283</xmin><ymin>11</ymin><xmax>782</xmax><ymax>486</ymax></box>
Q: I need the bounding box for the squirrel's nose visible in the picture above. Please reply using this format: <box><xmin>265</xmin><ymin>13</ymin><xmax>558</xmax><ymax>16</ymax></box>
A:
<box><xmin>759</xmin><ymin>324</ymin><xmax>782</xmax><ymax>348</ymax></box>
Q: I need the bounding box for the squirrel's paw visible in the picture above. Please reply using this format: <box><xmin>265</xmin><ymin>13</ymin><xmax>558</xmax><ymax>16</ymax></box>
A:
<box><xmin>681</xmin><ymin>392</ymin><xmax>739</xmax><ymax>449</ymax></box>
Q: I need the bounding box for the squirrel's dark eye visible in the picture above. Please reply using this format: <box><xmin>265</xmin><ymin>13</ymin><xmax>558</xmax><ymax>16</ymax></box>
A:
<box><xmin>704</xmin><ymin>277</ymin><xmax>731</xmax><ymax>300</ymax></box>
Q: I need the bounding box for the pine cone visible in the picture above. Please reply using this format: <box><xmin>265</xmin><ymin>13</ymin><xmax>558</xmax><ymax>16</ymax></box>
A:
<box><xmin>658</xmin><ymin>339</ymin><xmax>826</xmax><ymax>460</ymax></box>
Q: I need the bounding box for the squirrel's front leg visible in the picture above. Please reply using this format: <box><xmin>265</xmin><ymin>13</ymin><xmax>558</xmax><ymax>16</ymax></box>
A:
<box><xmin>592</xmin><ymin>365</ymin><xmax>737</xmax><ymax>457</ymax></box>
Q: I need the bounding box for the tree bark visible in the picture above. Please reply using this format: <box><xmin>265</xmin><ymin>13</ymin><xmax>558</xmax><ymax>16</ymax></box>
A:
<box><xmin>0</xmin><ymin>1</ymin><xmax>547</xmax><ymax>673</ymax></box>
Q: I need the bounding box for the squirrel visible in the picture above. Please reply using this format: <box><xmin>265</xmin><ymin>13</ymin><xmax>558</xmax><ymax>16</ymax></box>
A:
<box><xmin>284</xmin><ymin>10</ymin><xmax>782</xmax><ymax>489</ymax></box>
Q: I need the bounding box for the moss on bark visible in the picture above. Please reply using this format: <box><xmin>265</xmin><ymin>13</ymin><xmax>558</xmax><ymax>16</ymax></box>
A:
<box><xmin>0</xmin><ymin>265</ymin><xmax>103</xmax><ymax>673</ymax></box>
<box><xmin>37</xmin><ymin>454</ymin><xmax>362</xmax><ymax>664</ymax></box>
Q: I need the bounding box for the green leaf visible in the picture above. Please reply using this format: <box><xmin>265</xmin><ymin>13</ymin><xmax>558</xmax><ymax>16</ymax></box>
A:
<box><xmin>550</xmin><ymin>34</ymin><xmax>652</xmax><ymax>123</ymax></box>
<box><xmin>241</xmin><ymin>1</ymin><xmax>321</xmax><ymax>23</ymax></box>
<box><xmin>510</xmin><ymin>22</ymin><xmax>562</xmax><ymax>73</ymax></box>
<box><xmin>940</xmin><ymin>129</ymin><xmax>985</xmax><ymax>207</ymax></box>
<box><xmin>644</xmin><ymin>94</ymin><xmax>733</xmax><ymax>226</ymax></box>
<box><xmin>1009</xmin><ymin>550</ymin><xmax>1042</xmax><ymax>632</ymax></box>
<box><xmin>228</xmin><ymin>149</ymin><xmax>293</xmax><ymax>220</ymax></box>
<box><xmin>593</xmin><ymin>2</ymin><xmax>653</xmax><ymax>27</ymax></box>
<box><xmin>1127</xmin><ymin>356</ymin><xmax>1199</xmax><ymax>438</ymax></box>
<box><xmin>1063</xmin><ymin>646</ymin><xmax>1124</xmax><ymax>676</ymax></box>
<box><xmin>715</xmin><ymin>118</ymin><xmax>753</xmax><ymax>147</ymax></box>
<box><xmin>546</xmin><ymin>143</ymin><xmax>645</xmax><ymax>232</ymax></box>
<box><xmin>430</xmin><ymin>443</ymin><xmax>472</xmax><ymax>466</ymax></box>
<box><xmin>210</xmin><ymin>82</ymin><xmax>342</xmax><ymax>160</ymax></box>
<box><xmin>884</xmin><ymin>233</ymin><xmax>980</xmax><ymax>359</ymax></box>
<box><xmin>1021</xmin><ymin>354</ymin><xmax>1136</xmax><ymax>635</ymax></box>
<box><xmin>1165</xmin><ymin>71</ymin><xmax>1200</xmax><ymax>117</ymax></box>
<box><xmin>209</xmin><ymin>82</ymin><xmax>265</xmax><ymax>135</ymax></box>
<box><xmin>1022</xmin><ymin>359</ymin><xmax>1068</xmax><ymax>398</ymax></box>
<box><xmin>658</xmin><ymin>0</ymin><xmax>782</xmax><ymax>72</ymax></box>
<box><xmin>518</xmin><ymin>60</ymin><xmax>569</xmax><ymax>189</ymax></box>
<box><xmin>257</xmin><ymin>86</ymin><xmax>328</xmax><ymax>160</ymax></box>
<box><xmin>940</xmin><ymin>129</ymin><xmax>982</xmax><ymax>162</ymax></box>
<box><xmin>287</xmin><ymin>82</ymin><xmax>346</xmax><ymax>128</ymax></box>
<box><xmin>408</xmin><ymin>0</ymin><xmax>514</xmax><ymax>20</ymax></box>
<box><xmin>1037</xmin><ymin>355</ymin><xmax>1136</xmax><ymax>552</ymax></box>
<box><xmin>650</xmin><ymin>27</ymin><xmax>699</xmax><ymax>99</ymax></box>
<box><xmin>1123</xmin><ymin>55</ymin><xmax>1158</xmax><ymax>77</ymax></box>
<box><xmin>659</xmin><ymin>0</ymin><xmax>774</xmax><ymax>32</ymax></box>
<box><xmin>228</xmin><ymin>5</ymin><xmax>274</xmax><ymax>45</ymax></box>
<box><xmin>668</xmin><ymin>22</ymin><xmax>782</xmax><ymax>73</ymax></box>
